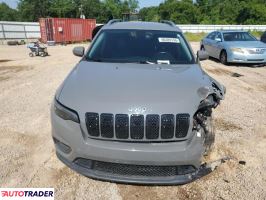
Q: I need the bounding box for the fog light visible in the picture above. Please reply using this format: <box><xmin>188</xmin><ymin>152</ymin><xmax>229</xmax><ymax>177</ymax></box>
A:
<box><xmin>53</xmin><ymin>137</ymin><xmax>72</xmax><ymax>154</ymax></box>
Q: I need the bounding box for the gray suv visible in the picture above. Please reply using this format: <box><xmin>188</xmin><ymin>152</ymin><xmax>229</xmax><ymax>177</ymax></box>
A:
<box><xmin>51</xmin><ymin>20</ymin><xmax>225</xmax><ymax>185</ymax></box>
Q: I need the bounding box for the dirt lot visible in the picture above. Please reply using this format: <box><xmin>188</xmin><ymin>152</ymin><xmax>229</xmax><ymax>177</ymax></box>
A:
<box><xmin>0</xmin><ymin>42</ymin><xmax>266</xmax><ymax>200</ymax></box>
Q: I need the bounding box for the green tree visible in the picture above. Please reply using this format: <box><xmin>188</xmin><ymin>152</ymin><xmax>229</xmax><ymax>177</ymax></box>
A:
<box><xmin>158</xmin><ymin>0</ymin><xmax>199</xmax><ymax>24</ymax></box>
<box><xmin>17</xmin><ymin>0</ymin><xmax>51</xmax><ymax>21</ymax></box>
<box><xmin>7</xmin><ymin>0</ymin><xmax>266</xmax><ymax>25</ymax></box>
<box><xmin>99</xmin><ymin>0</ymin><xmax>137</xmax><ymax>22</ymax></box>
<box><xmin>139</xmin><ymin>7</ymin><xmax>159</xmax><ymax>21</ymax></box>
<box><xmin>127</xmin><ymin>0</ymin><xmax>139</xmax><ymax>12</ymax></box>
<box><xmin>237</xmin><ymin>2</ymin><xmax>266</xmax><ymax>24</ymax></box>
<box><xmin>0</xmin><ymin>3</ymin><xmax>18</xmax><ymax>21</ymax></box>
<box><xmin>49</xmin><ymin>0</ymin><xmax>76</xmax><ymax>18</ymax></box>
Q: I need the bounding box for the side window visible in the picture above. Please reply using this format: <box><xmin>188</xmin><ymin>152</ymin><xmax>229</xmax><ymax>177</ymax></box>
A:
<box><xmin>215</xmin><ymin>32</ymin><xmax>222</xmax><ymax>41</ymax></box>
<box><xmin>207</xmin><ymin>32</ymin><xmax>216</xmax><ymax>40</ymax></box>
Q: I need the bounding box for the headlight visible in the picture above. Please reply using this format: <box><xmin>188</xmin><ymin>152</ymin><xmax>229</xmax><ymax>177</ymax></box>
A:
<box><xmin>230</xmin><ymin>48</ymin><xmax>244</xmax><ymax>54</ymax></box>
<box><xmin>54</xmin><ymin>99</ymin><xmax>80</xmax><ymax>123</ymax></box>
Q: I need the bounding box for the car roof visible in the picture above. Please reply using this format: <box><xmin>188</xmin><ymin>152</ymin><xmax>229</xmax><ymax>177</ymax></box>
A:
<box><xmin>217</xmin><ymin>30</ymin><xmax>248</xmax><ymax>33</ymax></box>
<box><xmin>102</xmin><ymin>21</ymin><xmax>182</xmax><ymax>32</ymax></box>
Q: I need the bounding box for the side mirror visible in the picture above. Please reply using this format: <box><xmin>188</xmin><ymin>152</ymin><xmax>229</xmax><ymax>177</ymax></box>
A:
<box><xmin>73</xmin><ymin>46</ymin><xmax>85</xmax><ymax>57</ymax></box>
<box><xmin>215</xmin><ymin>38</ymin><xmax>222</xmax><ymax>42</ymax></box>
<box><xmin>197</xmin><ymin>50</ymin><xmax>209</xmax><ymax>61</ymax></box>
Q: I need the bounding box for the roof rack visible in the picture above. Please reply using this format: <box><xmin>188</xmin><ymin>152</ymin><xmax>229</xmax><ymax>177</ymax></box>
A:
<box><xmin>107</xmin><ymin>19</ymin><xmax>122</xmax><ymax>26</ymax></box>
<box><xmin>160</xmin><ymin>20</ymin><xmax>175</xmax><ymax>27</ymax></box>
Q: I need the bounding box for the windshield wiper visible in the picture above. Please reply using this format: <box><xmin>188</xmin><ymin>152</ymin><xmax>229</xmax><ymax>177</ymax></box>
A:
<box><xmin>126</xmin><ymin>60</ymin><xmax>155</xmax><ymax>64</ymax></box>
<box><xmin>139</xmin><ymin>61</ymin><xmax>155</xmax><ymax>64</ymax></box>
<box><xmin>87</xmin><ymin>58</ymin><xmax>155</xmax><ymax>64</ymax></box>
<box><xmin>87</xmin><ymin>58</ymin><xmax>103</xmax><ymax>62</ymax></box>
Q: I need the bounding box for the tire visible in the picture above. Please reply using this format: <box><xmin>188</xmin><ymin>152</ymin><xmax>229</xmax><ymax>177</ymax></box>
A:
<box><xmin>40</xmin><ymin>52</ymin><xmax>45</xmax><ymax>57</ymax></box>
<box><xmin>7</xmin><ymin>41</ymin><xmax>19</xmax><ymax>46</ymax></box>
<box><xmin>203</xmin><ymin>116</ymin><xmax>215</xmax><ymax>156</ymax></box>
<box><xmin>29</xmin><ymin>52</ymin><xmax>34</xmax><ymax>57</ymax></box>
<box><xmin>220</xmin><ymin>50</ymin><xmax>228</xmax><ymax>65</ymax></box>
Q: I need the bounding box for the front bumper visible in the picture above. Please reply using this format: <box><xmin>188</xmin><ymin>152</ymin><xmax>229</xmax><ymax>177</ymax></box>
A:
<box><xmin>227</xmin><ymin>51</ymin><xmax>266</xmax><ymax>63</ymax></box>
<box><xmin>56</xmin><ymin>152</ymin><xmax>203</xmax><ymax>185</ymax></box>
<box><xmin>51</xmin><ymin>110</ymin><xmax>205</xmax><ymax>185</ymax></box>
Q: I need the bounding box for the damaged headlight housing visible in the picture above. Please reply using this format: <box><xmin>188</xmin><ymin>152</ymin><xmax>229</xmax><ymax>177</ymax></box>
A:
<box><xmin>54</xmin><ymin>99</ymin><xmax>80</xmax><ymax>123</ymax></box>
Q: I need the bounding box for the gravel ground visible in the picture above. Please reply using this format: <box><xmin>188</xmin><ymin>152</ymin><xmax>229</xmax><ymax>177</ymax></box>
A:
<box><xmin>0</xmin><ymin>42</ymin><xmax>266</xmax><ymax>200</ymax></box>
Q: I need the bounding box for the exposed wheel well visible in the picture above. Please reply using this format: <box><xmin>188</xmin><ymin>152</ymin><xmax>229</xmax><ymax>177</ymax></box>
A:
<box><xmin>220</xmin><ymin>49</ymin><xmax>226</xmax><ymax>57</ymax></box>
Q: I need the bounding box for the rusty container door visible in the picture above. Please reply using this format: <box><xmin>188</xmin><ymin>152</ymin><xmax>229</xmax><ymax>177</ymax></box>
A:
<box><xmin>39</xmin><ymin>18</ymin><xmax>54</xmax><ymax>43</ymax></box>
<box><xmin>53</xmin><ymin>18</ymin><xmax>96</xmax><ymax>43</ymax></box>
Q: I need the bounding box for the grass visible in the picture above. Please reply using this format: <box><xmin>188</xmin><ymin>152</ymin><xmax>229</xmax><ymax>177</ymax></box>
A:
<box><xmin>250</xmin><ymin>31</ymin><xmax>264</xmax><ymax>38</ymax></box>
<box><xmin>184</xmin><ymin>31</ymin><xmax>264</xmax><ymax>42</ymax></box>
<box><xmin>184</xmin><ymin>32</ymin><xmax>207</xmax><ymax>42</ymax></box>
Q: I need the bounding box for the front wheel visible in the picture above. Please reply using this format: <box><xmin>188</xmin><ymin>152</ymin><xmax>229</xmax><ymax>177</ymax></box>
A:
<box><xmin>220</xmin><ymin>50</ymin><xmax>228</xmax><ymax>65</ymax></box>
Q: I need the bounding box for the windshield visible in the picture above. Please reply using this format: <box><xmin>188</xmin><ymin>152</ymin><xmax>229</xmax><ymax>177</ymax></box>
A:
<box><xmin>223</xmin><ymin>32</ymin><xmax>257</xmax><ymax>41</ymax></box>
<box><xmin>86</xmin><ymin>29</ymin><xmax>195</xmax><ymax>64</ymax></box>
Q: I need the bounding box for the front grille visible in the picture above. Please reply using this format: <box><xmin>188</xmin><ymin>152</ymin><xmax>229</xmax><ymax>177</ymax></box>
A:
<box><xmin>176</xmin><ymin>114</ymin><xmax>190</xmax><ymax>138</ymax></box>
<box><xmin>247</xmin><ymin>59</ymin><xmax>264</xmax><ymax>62</ymax></box>
<box><xmin>115</xmin><ymin>114</ymin><xmax>129</xmax><ymax>139</ymax></box>
<box><xmin>247</xmin><ymin>48</ymin><xmax>266</xmax><ymax>54</ymax></box>
<box><xmin>100</xmin><ymin>113</ymin><xmax>114</xmax><ymax>138</ymax></box>
<box><xmin>74</xmin><ymin>158</ymin><xmax>196</xmax><ymax>177</ymax></box>
<box><xmin>94</xmin><ymin>161</ymin><xmax>177</xmax><ymax>176</ymax></box>
<box><xmin>130</xmin><ymin>115</ymin><xmax>144</xmax><ymax>139</ymax></box>
<box><xmin>146</xmin><ymin>114</ymin><xmax>159</xmax><ymax>139</ymax></box>
<box><xmin>85</xmin><ymin>112</ymin><xmax>190</xmax><ymax>142</ymax></box>
<box><xmin>161</xmin><ymin>114</ymin><xmax>175</xmax><ymax>139</ymax></box>
<box><xmin>85</xmin><ymin>113</ymin><xmax>100</xmax><ymax>137</ymax></box>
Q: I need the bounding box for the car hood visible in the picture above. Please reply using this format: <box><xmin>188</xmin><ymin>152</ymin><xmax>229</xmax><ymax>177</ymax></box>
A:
<box><xmin>225</xmin><ymin>41</ymin><xmax>266</xmax><ymax>48</ymax></box>
<box><xmin>58</xmin><ymin>61</ymin><xmax>216</xmax><ymax>117</ymax></box>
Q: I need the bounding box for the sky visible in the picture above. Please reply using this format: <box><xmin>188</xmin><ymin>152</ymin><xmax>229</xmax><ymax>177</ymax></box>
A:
<box><xmin>1</xmin><ymin>0</ymin><xmax>164</xmax><ymax>9</ymax></box>
<box><xmin>139</xmin><ymin>0</ymin><xmax>164</xmax><ymax>8</ymax></box>
<box><xmin>0</xmin><ymin>0</ymin><xmax>17</xmax><ymax>8</ymax></box>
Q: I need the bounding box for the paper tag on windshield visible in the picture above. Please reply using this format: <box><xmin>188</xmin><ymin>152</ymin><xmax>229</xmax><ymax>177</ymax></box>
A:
<box><xmin>158</xmin><ymin>38</ymin><xmax>180</xmax><ymax>43</ymax></box>
<box><xmin>157</xmin><ymin>60</ymin><xmax>170</xmax><ymax>65</ymax></box>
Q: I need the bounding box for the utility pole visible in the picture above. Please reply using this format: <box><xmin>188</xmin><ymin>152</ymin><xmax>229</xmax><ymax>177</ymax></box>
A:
<box><xmin>79</xmin><ymin>4</ymin><xmax>85</xmax><ymax>19</ymax></box>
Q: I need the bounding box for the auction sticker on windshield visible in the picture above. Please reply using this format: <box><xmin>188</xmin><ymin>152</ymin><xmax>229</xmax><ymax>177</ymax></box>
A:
<box><xmin>0</xmin><ymin>188</ymin><xmax>54</xmax><ymax>200</ymax></box>
<box><xmin>158</xmin><ymin>37</ymin><xmax>180</xmax><ymax>43</ymax></box>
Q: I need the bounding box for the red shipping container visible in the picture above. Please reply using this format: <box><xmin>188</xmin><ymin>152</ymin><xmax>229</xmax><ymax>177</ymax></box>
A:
<box><xmin>39</xmin><ymin>18</ymin><xmax>96</xmax><ymax>43</ymax></box>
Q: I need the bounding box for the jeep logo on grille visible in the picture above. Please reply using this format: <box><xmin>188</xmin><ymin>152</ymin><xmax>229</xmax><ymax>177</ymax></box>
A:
<box><xmin>128</xmin><ymin>107</ymin><xmax>147</xmax><ymax>114</ymax></box>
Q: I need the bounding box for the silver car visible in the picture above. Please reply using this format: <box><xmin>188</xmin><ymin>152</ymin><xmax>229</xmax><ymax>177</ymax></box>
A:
<box><xmin>51</xmin><ymin>20</ymin><xmax>225</xmax><ymax>185</ymax></box>
<box><xmin>201</xmin><ymin>30</ymin><xmax>266</xmax><ymax>65</ymax></box>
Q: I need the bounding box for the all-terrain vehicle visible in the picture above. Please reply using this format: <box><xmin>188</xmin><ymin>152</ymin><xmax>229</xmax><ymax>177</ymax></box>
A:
<box><xmin>27</xmin><ymin>42</ymin><xmax>48</xmax><ymax>57</ymax></box>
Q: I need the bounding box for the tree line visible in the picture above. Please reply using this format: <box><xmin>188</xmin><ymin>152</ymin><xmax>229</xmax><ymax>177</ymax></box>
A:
<box><xmin>0</xmin><ymin>0</ymin><xmax>139</xmax><ymax>23</ymax></box>
<box><xmin>139</xmin><ymin>0</ymin><xmax>266</xmax><ymax>25</ymax></box>
<box><xmin>0</xmin><ymin>0</ymin><xmax>266</xmax><ymax>24</ymax></box>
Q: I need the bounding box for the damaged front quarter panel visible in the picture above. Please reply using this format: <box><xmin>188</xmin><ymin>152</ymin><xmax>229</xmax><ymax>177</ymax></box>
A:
<box><xmin>187</xmin><ymin>71</ymin><xmax>227</xmax><ymax>182</ymax></box>
<box><xmin>198</xmin><ymin>74</ymin><xmax>226</xmax><ymax>104</ymax></box>
<box><xmin>194</xmin><ymin>71</ymin><xmax>226</xmax><ymax>156</ymax></box>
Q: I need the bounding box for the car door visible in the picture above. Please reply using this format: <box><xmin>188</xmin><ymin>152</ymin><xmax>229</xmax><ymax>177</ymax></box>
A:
<box><xmin>211</xmin><ymin>32</ymin><xmax>223</xmax><ymax>59</ymax></box>
<box><xmin>204</xmin><ymin>32</ymin><xmax>216</xmax><ymax>56</ymax></box>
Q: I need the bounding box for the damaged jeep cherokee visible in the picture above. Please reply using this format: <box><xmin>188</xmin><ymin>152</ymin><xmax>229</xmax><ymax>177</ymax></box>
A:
<box><xmin>51</xmin><ymin>20</ymin><xmax>225</xmax><ymax>185</ymax></box>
